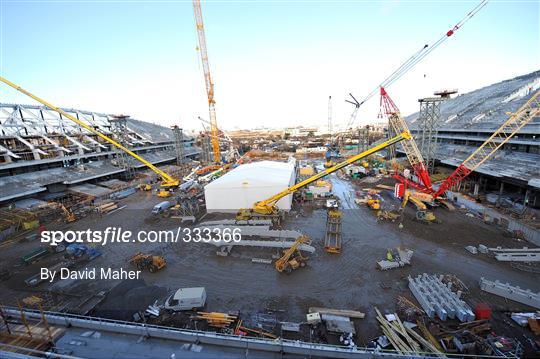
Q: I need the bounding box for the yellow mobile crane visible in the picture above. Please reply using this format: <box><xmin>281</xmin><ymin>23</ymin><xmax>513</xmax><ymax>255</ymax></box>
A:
<box><xmin>275</xmin><ymin>235</ymin><xmax>310</xmax><ymax>273</ymax></box>
<box><xmin>236</xmin><ymin>131</ymin><xmax>412</xmax><ymax>221</ymax></box>
<box><xmin>0</xmin><ymin>77</ymin><xmax>180</xmax><ymax>188</ymax></box>
<box><xmin>401</xmin><ymin>190</ymin><xmax>438</xmax><ymax>223</ymax></box>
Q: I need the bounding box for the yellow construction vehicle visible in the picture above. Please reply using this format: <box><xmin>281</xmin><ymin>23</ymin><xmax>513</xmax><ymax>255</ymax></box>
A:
<box><xmin>367</xmin><ymin>198</ymin><xmax>381</xmax><ymax>210</ymax></box>
<box><xmin>129</xmin><ymin>252</ymin><xmax>166</xmax><ymax>273</ymax></box>
<box><xmin>0</xmin><ymin>77</ymin><xmax>180</xmax><ymax>189</ymax></box>
<box><xmin>157</xmin><ymin>189</ymin><xmax>172</xmax><ymax>198</ymax></box>
<box><xmin>138</xmin><ymin>184</ymin><xmax>152</xmax><ymax>191</ymax></box>
<box><xmin>59</xmin><ymin>204</ymin><xmax>76</xmax><ymax>223</ymax></box>
<box><xmin>376</xmin><ymin>209</ymin><xmax>401</xmax><ymax>222</ymax></box>
<box><xmin>236</xmin><ymin>131</ymin><xmax>412</xmax><ymax>221</ymax></box>
<box><xmin>139</xmin><ymin>184</ymin><xmax>152</xmax><ymax>191</ymax></box>
<box><xmin>401</xmin><ymin>190</ymin><xmax>438</xmax><ymax>223</ymax></box>
<box><xmin>275</xmin><ymin>236</ymin><xmax>310</xmax><ymax>273</ymax></box>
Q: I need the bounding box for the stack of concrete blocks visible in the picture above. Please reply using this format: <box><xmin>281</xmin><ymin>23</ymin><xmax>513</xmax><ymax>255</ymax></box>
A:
<box><xmin>488</xmin><ymin>247</ymin><xmax>540</xmax><ymax>262</ymax></box>
<box><xmin>479</xmin><ymin>278</ymin><xmax>540</xmax><ymax>309</ymax></box>
<box><xmin>408</xmin><ymin>273</ymin><xmax>476</xmax><ymax>322</ymax></box>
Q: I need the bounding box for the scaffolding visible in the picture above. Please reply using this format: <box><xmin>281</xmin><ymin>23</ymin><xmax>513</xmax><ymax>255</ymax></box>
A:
<box><xmin>416</xmin><ymin>98</ymin><xmax>443</xmax><ymax>174</ymax></box>
<box><xmin>109</xmin><ymin>115</ymin><xmax>135</xmax><ymax>180</ymax></box>
<box><xmin>0</xmin><ymin>300</ymin><xmax>63</xmax><ymax>356</ymax></box>
<box><xmin>416</xmin><ymin>90</ymin><xmax>456</xmax><ymax>174</ymax></box>
<box><xmin>358</xmin><ymin>126</ymin><xmax>370</xmax><ymax>153</ymax></box>
<box><xmin>199</xmin><ymin>134</ymin><xmax>212</xmax><ymax>164</ymax></box>
<box><xmin>172</xmin><ymin>125</ymin><xmax>185</xmax><ymax>166</ymax></box>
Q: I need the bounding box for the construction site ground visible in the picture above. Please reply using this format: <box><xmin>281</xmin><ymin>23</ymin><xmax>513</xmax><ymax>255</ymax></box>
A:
<box><xmin>1</xmin><ymin>172</ymin><xmax>538</xmax><ymax>347</ymax></box>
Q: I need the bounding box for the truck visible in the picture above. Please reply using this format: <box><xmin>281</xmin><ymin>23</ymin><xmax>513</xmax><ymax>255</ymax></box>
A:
<box><xmin>164</xmin><ymin>287</ymin><xmax>206</xmax><ymax>311</ymax></box>
<box><xmin>152</xmin><ymin>201</ymin><xmax>172</xmax><ymax>215</ymax></box>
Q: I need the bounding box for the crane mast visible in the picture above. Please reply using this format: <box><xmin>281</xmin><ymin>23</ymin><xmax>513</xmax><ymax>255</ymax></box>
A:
<box><xmin>193</xmin><ymin>0</ymin><xmax>221</xmax><ymax>163</ymax></box>
<box><xmin>380</xmin><ymin>87</ymin><xmax>433</xmax><ymax>192</ymax></box>
<box><xmin>328</xmin><ymin>96</ymin><xmax>332</xmax><ymax>136</ymax></box>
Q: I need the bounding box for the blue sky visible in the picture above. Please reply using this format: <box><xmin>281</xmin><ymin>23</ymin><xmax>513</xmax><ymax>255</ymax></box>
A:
<box><xmin>1</xmin><ymin>0</ymin><xmax>539</xmax><ymax>131</ymax></box>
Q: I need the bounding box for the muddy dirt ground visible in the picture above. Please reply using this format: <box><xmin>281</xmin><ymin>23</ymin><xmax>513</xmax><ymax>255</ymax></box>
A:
<box><xmin>1</xmin><ymin>172</ymin><xmax>539</xmax><ymax>351</ymax></box>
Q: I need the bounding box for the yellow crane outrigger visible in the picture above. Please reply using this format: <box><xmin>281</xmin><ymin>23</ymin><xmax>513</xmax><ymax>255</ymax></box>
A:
<box><xmin>0</xmin><ymin>76</ymin><xmax>180</xmax><ymax>188</ymax></box>
<box><xmin>236</xmin><ymin>131</ymin><xmax>412</xmax><ymax>221</ymax></box>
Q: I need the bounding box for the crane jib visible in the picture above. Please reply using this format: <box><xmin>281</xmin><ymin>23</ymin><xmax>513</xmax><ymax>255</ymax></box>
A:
<box><xmin>262</xmin><ymin>131</ymin><xmax>410</xmax><ymax>207</ymax></box>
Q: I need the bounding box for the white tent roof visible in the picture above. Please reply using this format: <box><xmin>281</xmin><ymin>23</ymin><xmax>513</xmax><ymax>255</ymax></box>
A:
<box><xmin>206</xmin><ymin>160</ymin><xmax>295</xmax><ymax>189</ymax></box>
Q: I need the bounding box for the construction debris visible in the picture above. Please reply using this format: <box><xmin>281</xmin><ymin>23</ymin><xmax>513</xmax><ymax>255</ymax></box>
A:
<box><xmin>465</xmin><ymin>246</ymin><xmax>478</xmax><ymax>254</ymax></box>
<box><xmin>374</xmin><ymin>308</ymin><xmax>443</xmax><ymax>356</ymax></box>
<box><xmin>377</xmin><ymin>247</ymin><xmax>413</xmax><ymax>270</ymax></box>
<box><xmin>322</xmin><ymin>314</ymin><xmax>356</xmax><ymax>334</ymax></box>
<box><xmin>192</xmin><ymin>312</ymin><xmax>237</xmax><ymax>328</ymax></box>
<box><xmin>408</xmin><ymin>273</ymin><xmax>475</xmax><ymax>322</ymax></box>
<box><xmin>479</xmin><ymin>277</ymin><xmax>540</xmax><ymax>309</ymax></box>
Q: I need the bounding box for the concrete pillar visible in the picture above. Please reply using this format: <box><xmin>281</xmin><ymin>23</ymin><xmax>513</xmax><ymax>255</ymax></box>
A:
<box><xmin>32</xmin><ymin>149</ymin><xmax>41</xmax><ymax>160</ymax></box>
<box><xmin>524</xmin><ymin>189</ymin><xmax>530</xmax><ymax>208</ymax></box>
<box><xmin>497</xmin><ymin>181</ymin><xmax>505</xmax><ymax>206</ymax></box>
<box><xmin>473</xmin><ymin>182</ymin><xmax>480</xmax><ymax>197</ymax></box>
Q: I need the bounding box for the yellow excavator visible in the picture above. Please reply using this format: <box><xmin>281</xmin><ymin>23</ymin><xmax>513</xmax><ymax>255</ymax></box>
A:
<box><xmin>59</xmin><ymin>204</ymin><xmax>76</xmax><ymax>223</ymax></box>
<box><xmin>236</xmin><ymin>131</ymin><xmax>412</xmax><ymax>221</ymax></box>
<box><xmin>0</xmin><ymin>77</ymin><xmax>181</xmax><ymax>191</ymax></box>
<box><xmin>401</xmin><ymin>190</ymin><xmax>438</xmax><ymax>223</ymax></box>
<box><xmin>275</xmin><ymin>236</ymin><xmax>310</xmax><ymax>273</ymax></box>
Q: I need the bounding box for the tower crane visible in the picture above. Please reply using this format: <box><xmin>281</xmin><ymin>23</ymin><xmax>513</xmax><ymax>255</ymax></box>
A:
<box><xmin>328</xmin><ymin>95</ymin><xmax>333</xmax><ymax>136</ymax></box>
<box><xmin>193</xmin><ymin>0</ymin><xmax>221</xmax><ymax>164</ymax></box>
<box><xmin>237</xmin><ymin>130</ymin><xmax>412</xmax><ymax>220</ymax></box>
<box><xmin>324</xmin><ymin>96</ymin><xmax>336</xmax><ymax>168</ymax></box>
<box><xmin>379</xmin><ymin>87</ymin><xmax>433</xmax><ymax>193</ymax></box>
<box><xmin>433</xmin><ymin>91</ymin><xmax>539</xmax><ymax>199</ymax></box>
<box><xmin>0</xmin><ymin>76</ymin><xmax>180</xmax><ymax>188</ymax></box>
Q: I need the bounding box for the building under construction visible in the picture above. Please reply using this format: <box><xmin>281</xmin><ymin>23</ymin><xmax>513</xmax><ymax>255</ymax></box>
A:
<box><xmin>1</xmin><ymin>0</ymin><xmax>540</xmax><ymax>357</ymax></box>
<box><xmin>406</xmin><ymin>71</ymin><xmax>540</xmax><ymax>209</ymax></box>
<box><xmin>0</xmin><ymin>104</ymin><xmax>198</xmax><ymax>204</ymax></box>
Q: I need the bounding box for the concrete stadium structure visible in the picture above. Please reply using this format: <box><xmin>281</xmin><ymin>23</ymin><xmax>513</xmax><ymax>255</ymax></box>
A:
<box><xmin>406</xmin><ymin>70</ymin><xmax>540</xmax><ymax>207</ymax></box>
<box><xmin>0</xmin><ymin>104</ymin><xmax>199</xmax><ymax>203</ymax></box>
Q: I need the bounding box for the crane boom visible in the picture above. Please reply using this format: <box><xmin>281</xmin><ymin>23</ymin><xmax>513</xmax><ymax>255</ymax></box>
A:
<box><xmin>237</xmin><ymin>130</ymin><xmax>412</xmax><ymax>219</ymax></box>
<box><xmin>380</xmin><ymin>87</ymin><xmax>433</xmax><ymax>192</ymax></box>
<box><xmin>193</xmin><ymin>0</ymin><xmax>221</xmax><ymax>164</ymax></box>
<box><xmin>433</xmin><ymin>90</ymin><xmax>540</xmax><ymax>198</ymax></box>
<box><xmin>0</xmin><ymin>76</ymin><xmax>179</xmax><ymax>187</ymax></box>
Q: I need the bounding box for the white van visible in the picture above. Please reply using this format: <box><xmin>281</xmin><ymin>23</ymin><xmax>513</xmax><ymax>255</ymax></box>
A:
<box><xmin>152</xmin><ymin>201</ymin><xmax>172</xmax><ymax>215</ymax></box>
<box><xmin>164</xmin><ymin>287</ymin><xmax>207</xmax><ymax>311</ymax></box>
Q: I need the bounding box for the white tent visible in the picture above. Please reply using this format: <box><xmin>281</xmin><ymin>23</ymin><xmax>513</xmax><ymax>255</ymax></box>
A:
<box><xmin>204</xmin><ymin>160</ymin><xmax>296</xmax><ymax>213</ymax></box>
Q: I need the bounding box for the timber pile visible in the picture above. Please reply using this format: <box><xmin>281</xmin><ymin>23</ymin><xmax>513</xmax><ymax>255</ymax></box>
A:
<box><xmin>375</xmin><ymin>308</ymin><xmax>444</xmax><ymax>356</ymax></box>
<box><xmin>309</xmin><ymin>307</ymin><xmax>365</xmax><ymax>319</ymax></box>
<box><xmin>191</xmin><ymin>312</ymin><xmax>237</xmax><ymax>328</ymax></box>
<box><xmin>95</xmin><ymin>201</ymin><xmax>118</xmax><ymax>214</ymax></box>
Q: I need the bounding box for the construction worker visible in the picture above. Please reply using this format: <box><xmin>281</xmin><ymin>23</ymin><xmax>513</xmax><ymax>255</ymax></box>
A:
<box><xmin>386</xmin><ymin>249</ymin><xmax>394</xmax><ymax>261</ymax></box>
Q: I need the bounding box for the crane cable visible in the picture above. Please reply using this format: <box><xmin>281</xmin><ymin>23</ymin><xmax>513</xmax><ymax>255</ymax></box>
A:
<box><xmin>346</xmin><ymin>0</ymin><xmax>489</xmax><ymax>128</ymax></box>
